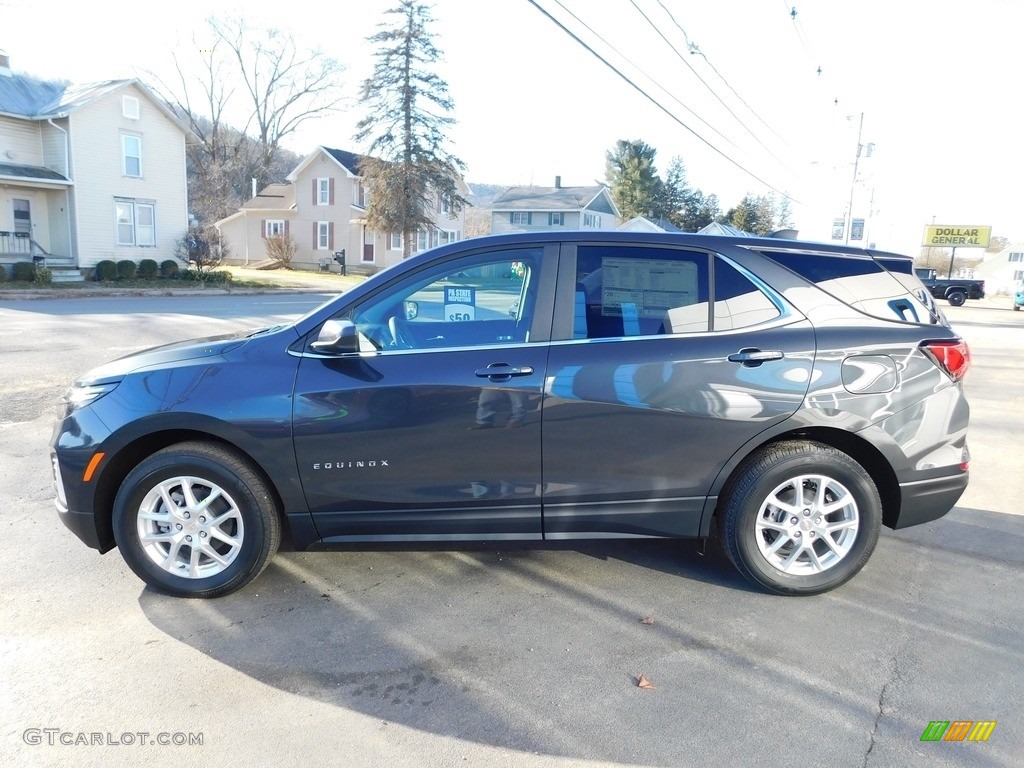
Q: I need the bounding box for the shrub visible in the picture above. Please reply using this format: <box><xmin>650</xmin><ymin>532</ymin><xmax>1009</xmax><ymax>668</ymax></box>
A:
<box><xmin>179</xmin><ymin>269</ymin><xmax>232</xmax><ymax>285</ymax></box>
<box><xmin>34</xmin><ymin>266</ymin><xmax>53</xmax><ymax>285</ymax></box>
<box><xmin>116</xmin><ymin>260</ymin><xmax>137</xmax><ymax>280</ymax></box>
<box><xmin>0</xmin><ymin>265</ymin><xmax>8</xmax><ymax>282</ymax></box>
<box><xmin>160</xmin><ymin>260</ymin><xmax>180</xmax><ymax>278</ymax></box>
<box><xmin>174</xmin><ymin>225</ymin><xmax>228</xmax><ymax>277</ymax></box>
<box><xmin>138</xmin><ymin>259</ymin><xmax>159</xmax><ymax>279</ymax></box>
<box><xmin>265</xmin><ymin>234</ymin><xmax>297</xmax><ymax>267</ymax></box>
<box><xmin>95</xmin><ymin>260</ymin><xmax>117</xmax><ymax>281</ymax></box>
<box><xmin>12</xmin><ymin>262</ymin><xmax>36</xmax><ymax>282</ymax></box>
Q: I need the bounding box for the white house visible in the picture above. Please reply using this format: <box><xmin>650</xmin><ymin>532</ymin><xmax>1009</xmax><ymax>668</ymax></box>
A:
<box><xmin>0</xmin><ymin>52</ymin><xmax>191</xmax><ymax>279</ymax></box>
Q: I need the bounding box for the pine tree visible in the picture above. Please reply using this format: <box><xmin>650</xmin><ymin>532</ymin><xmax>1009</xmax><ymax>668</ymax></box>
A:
<box><xmin>660</xmin><ymin>156</ymin><xmax>688</xmax><ymax>227</ymax></box>
<box><xmin>605</xmin><ymin>140</ymin><xmax>663</xmax><ymax>221</ymax></box>
<box><xmin>355</xmin><ymin>1</ymin><xmax>466</xmax><ymax>258</ymax></box>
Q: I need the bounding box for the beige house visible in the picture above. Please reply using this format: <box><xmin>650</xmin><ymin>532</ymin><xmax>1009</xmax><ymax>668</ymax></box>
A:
<box><xmin>489</xmin><ymin>178</ymin><xmax>619</xmax><ymax>234</ymax></box>
<box><xmin>0</xmin><ymin>52</ymin><xmax>190</xmax><ymax>280</ymax></box>
<box><xmin>217</xmin><ymin>146</ymin><xmax>468</xmax><ymax>274</ymax></box>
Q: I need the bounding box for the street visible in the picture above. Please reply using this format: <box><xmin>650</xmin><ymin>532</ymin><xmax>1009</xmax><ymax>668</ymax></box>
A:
<box><xmin>1</xmin><ymin>293</ymin><xmax>1021</xmax><ymax>768</ymax></box>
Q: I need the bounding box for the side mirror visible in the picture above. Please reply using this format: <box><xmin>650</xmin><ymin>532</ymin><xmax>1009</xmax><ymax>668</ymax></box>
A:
<box><xmin>310</xmin><ymin>319</ymin><xmax>360</xmax><ymax>354</ymax></box>
<box><xmin>404</xmin><ymin>301</ymin><xmax>419</xmax><ymax>320</ymax></box>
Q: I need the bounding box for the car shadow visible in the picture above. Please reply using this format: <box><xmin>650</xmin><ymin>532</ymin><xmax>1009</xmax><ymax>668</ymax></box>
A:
<box><xmin>134</xmin><ymin>527</ymin><xmax>1014</xmax><ymax>765</ymax></box>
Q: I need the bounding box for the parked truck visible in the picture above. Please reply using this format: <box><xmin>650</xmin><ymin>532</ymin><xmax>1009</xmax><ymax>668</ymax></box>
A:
<box><xmin>914</xmin><ymin>268</ymin><xmax>985</xmax><ymax>306</ymax></box>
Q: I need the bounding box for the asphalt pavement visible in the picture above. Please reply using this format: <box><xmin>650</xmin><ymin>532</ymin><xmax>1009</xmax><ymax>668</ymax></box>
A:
<box><xmin>0</xmin><ymin>291</ymin><xmax>1020</xmax><ymax>768</ymax></box>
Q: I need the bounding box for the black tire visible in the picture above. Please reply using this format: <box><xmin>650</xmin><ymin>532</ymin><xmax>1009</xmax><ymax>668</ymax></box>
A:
<box><xmin>112</xmin><ymin>441</ymin><xmax>281</xmax><ymax>598</ymax></box>
<box><xmin>718</xmin><ymin>441</ymin><xmax>881</xmax><ymax>596</ymax></box>
<box><xmin>947</xmin><ymin>291</ymin><xmax>967</xmax><ymax>307</ymax></box>
<box><xmin>1013</xmin><ymin>304</ymin><xmax>1021</xmax><ymax>312</ymax></box>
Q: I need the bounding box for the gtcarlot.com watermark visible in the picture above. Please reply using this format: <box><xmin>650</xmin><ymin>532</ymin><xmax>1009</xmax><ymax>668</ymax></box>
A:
<box><xmin>23</xmin><ymin>728</ymin><xmax>203</xmax><ymax>747</ymax></box>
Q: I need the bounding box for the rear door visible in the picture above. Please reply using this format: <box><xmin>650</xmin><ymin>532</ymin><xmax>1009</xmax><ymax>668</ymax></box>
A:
<box><xmin>541</xmin><ymin>242</ymin><xmax>816</xmax><ymax>538</ymax></box>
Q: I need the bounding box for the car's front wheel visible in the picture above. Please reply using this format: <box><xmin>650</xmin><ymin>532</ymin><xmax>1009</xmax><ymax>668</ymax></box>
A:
<box><xmin>112</xmin><ymin>442</ymin><xmax>281</xmax><ymax>598</ymax></box>
<box><xmin>719</xmin><ymin>441</ymin><xmax>881</xmax><ymax>596</ymax></box>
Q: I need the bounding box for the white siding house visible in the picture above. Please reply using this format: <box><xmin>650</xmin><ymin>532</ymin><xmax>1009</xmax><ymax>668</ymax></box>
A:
<box><xmin>0</xmin><ymin>55</ymin><xmax>190</xmax><ymax>279</ymax></box>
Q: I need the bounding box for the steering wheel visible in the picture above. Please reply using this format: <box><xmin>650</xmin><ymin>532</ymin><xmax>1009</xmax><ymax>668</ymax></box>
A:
<box><xmin>387</xmin><ymin>315</ymin><xmax>415</xmax><ymax>349</ymax></box>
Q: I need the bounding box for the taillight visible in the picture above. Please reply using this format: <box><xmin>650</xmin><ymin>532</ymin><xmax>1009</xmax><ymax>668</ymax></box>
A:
<box><xmin>921</xmin><ymin>339</ymin><xmax>971</xmax><ymax>381</ymax></box>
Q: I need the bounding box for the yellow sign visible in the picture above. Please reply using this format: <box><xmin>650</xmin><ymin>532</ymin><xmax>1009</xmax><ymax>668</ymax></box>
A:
<box><xmin>922</xmin><ymin>225</ymin><xmax>991</xmax><ymax>247</ymax></box>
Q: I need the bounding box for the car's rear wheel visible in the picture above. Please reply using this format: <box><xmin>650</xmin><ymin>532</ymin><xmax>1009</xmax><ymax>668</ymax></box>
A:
<box><xmin>947</xmin><ymin>290</ymin><xmax>967</xmax><ymax>306</ymax></box>
<box><xmin>112</xmin><ymin>441</ymin><xmax>281</xmax><ymax>598</ymax></box>
<box><xmin>719</xmin><ymin>441</ymin><xmax>881</xmax><ymax>595</ymax></box>
<box><xmin>1013</xmin><ymin>303</ymin><xmax>1021</xmax><ymax>312</ymax></box>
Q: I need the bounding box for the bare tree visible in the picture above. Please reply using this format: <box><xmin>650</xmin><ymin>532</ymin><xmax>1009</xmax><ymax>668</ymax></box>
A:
<box><xmin>148</xmin><ymin>17</ymin><xmax>344</xmax><ymax>222</ymax></box>
<box><xmin>212</xmin><ymin>17</ymin><xmax>346</xmax><ymax>190</ymax></box>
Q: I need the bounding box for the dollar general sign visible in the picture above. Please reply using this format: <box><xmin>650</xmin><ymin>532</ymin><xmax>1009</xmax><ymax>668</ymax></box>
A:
<box><xmin>922</xmin><ymin>225</ymin><xmax>991</xmax><ymax>247</ymax></box>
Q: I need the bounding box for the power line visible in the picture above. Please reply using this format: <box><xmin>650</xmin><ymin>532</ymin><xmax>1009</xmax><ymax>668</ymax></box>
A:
<box><xmin>655</xmin><ymin>0</ymin><xmax>794</xmax><ymax>151</ymax></box>
<box><xmin>548</xmin><ymin>0</ymin><xmax>740</xmax><ymax>151</ymax></box>
<box><xmin>631</xmin><ymin>0</ymin><xmax>791</xmax><ymax>171</ymax></box>
<box><xmin>524</xmin><ymin>0</ymin><xmax>799</xmax><ymax>201</ymax></box>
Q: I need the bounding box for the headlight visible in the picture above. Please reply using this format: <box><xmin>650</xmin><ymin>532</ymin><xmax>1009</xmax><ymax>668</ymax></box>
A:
<box><xmin>59</xmin><ymin>382</ymin><xmax>120</xmax><ymax>418</ymax></box>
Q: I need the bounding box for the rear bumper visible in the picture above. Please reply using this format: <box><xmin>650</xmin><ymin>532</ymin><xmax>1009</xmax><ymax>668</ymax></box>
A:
<box><xmin>893</xmin><ymin>471</ymin><xmax>969</xmax><ymax>529</ymax></box>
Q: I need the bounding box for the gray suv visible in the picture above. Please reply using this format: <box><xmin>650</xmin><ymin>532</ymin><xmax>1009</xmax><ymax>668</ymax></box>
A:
<box><xmin>52</xmin><ymin>232</ymin><xmax>970</xmax><ymax>598</ymax></box>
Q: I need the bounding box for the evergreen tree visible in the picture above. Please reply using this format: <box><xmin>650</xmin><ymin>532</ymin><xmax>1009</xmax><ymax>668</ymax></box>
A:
<box><xmin>605</xmin><ymin>140</ymin><xmax>663</xmax><ymax>220</ymax></box>
<box><xmin>660</xmin><ymin>156</ymin><xmax>688</xmax><ymax>227</ymax></box>
<box><xmin>678</xmin><ymin>189</ymin><xmax>720</xmax><ymax>232</ymax></box>
<box><xmin>355</xmin><ymin>1</ymin><xmax>466</xmax><ymax>258</ymax></box>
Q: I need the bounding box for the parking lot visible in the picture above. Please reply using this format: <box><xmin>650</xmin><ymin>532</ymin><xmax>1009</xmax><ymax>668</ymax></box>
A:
<box><xmin>1</xmin><ymin>292</ymin><xmax>1021</xmax><ymax>768</ymax></box>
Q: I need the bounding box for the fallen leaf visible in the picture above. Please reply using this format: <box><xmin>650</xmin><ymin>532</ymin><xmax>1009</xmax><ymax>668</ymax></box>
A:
<box><xmin>637</xmin><ymin>674</ymin><xmax>656</xmax><ymax>690</ymax></box>
<box><xmin>640</xmin><ymin>615</ymin><xmax>655</xmax><ymax>625</ymax></box>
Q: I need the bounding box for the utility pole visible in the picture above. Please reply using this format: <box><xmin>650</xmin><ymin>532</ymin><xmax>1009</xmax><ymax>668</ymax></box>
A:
<box><xmin>845</xmin><ymin>112</ymin><xmax>864</xmax><ymax>245</ymax></box>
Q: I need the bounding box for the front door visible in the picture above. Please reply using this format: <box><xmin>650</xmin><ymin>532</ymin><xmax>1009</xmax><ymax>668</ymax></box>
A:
<box><xmin>13</xmin><ymin>199</ymin><xmax>31</xmax><ymax>236</ymax></box>
<box><xmin>292</xmin><ymin>245</ymin><xmax>554</xmax><ymax>542</ymax></box>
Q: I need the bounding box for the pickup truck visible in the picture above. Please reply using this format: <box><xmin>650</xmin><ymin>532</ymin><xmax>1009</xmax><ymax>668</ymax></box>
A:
<box><xmin>913</xmin><ymin>268</ymin><xmax>985</xmax><ymax>306</ymax></box>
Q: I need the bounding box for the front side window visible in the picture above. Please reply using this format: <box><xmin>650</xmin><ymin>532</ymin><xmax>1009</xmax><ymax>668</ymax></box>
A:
<box><xmin>122</xmin><ymin>135</ymin><xmax>142</xmax><ymax>177</ymax></box>
<box><xmin>346</xmin><ymin>248</ymin><xmax>543</xmax><ymax>352</ymax></box>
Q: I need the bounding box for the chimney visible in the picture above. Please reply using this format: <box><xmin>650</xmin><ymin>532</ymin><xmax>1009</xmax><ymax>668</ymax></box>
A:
<box><xmin>0</xmin><ymin>49</ymin><xmax>12</xmax><ymax>78</ymax></box>
<box><xmin>554</xmin><ymin>175</ymin><xmax>561</xmax><ymax>189</ymax></box>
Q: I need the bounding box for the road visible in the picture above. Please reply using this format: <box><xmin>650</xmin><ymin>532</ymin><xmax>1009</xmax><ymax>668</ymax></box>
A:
<box><xmin>0</xmin><ymin>294</ymin><xmax>1021</xmax><ymax>768</ymax></box>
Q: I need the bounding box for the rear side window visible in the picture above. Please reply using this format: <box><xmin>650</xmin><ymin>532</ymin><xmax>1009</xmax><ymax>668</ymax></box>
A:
<box><xmin>759</xmin><ymin>249</ymin><xmax>935</xmax><ymax>324</ymax></box>
<box><xmin>573</xmin><ymin>246</ymin><xmax>780</xmax><ymax>338</ymax></box>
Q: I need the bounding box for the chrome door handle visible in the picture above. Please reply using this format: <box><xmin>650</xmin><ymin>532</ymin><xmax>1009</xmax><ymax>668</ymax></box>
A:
<box><xmin>728</xmin><ymin>348</ymin><xmax>784</xmax><ymax>366</ymax></box>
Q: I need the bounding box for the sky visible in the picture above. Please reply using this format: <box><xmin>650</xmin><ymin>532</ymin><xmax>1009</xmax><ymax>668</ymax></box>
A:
<box><xmin>4</xmin><ymin>0</ymin><xmax>1022</xmax><ymax>255</ymax></box>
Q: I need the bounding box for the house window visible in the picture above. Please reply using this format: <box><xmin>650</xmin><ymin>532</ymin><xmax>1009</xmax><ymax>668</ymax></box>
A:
<box><xmin>317</xmin><ymin>222</ymin><xmax>330</xmax><ymax>250</ymax></box>
<box><xmin>317</xmin><ymin>178</ymin><xmax>330</xmax><ymax>205</ymax></box>
<box><xmin>417</xmin><ymin>230</ymin><xmax>429</xmax><ymax>252</ymax></box>
<box><xmin>1009</xmin><ymin>252</ymin><xmax>1023</xmax><ymax>262</ymax></box>
<box><xmin>439</xmin><ymin>195</ymin><xmax>451</xmax><ymax>214</ymax></box>
<box><xmin>122</xmin><ymin>135</ymin><xmax>142</xmax><ymax>177</ymax></box>
<box><xmin>1015</xmin><ymin>270</ymin><xmax>1024</xmax><ymax>281</ymax></box>
<box><xmin>355</xmin><ymin>182</ymin><xmax>369</xmax><ymax>208</ymax></box>
<box><xmin>582</xmin><ymin>213</ymin><xmax>602</xmax><ymax>228</ymax></box>
<box><xmin>436</xmin><ymin>229</ymin><xmax>457</xmax><ymax>245</ymax></box>
<box><xmin>389</xmin><ymin>232</ymin><xmax>402</xmax><ymax>250</ymax></box>
<box><xmin>122</xmin><ymin>96</ymin><xmax>140</xmax><ymax>120</ymax></box>
<box><xmin>549</xmin><ymin>212</ymin><xmax>564</xmax><ymax>226</ymax></box>
<box><xmin>264</xmin><ymin>220</ymin><xmax>285</xmax><ymax>237</ymax></box>
<box><xmin>510</xmin><ymin>212</ymin><xmax>532</xmax><ymax>225</ymax></box>
<box><xmin>115</xmin><ymin>199</ymin><xmax>155</xmax><ymax>246</ymax></box>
